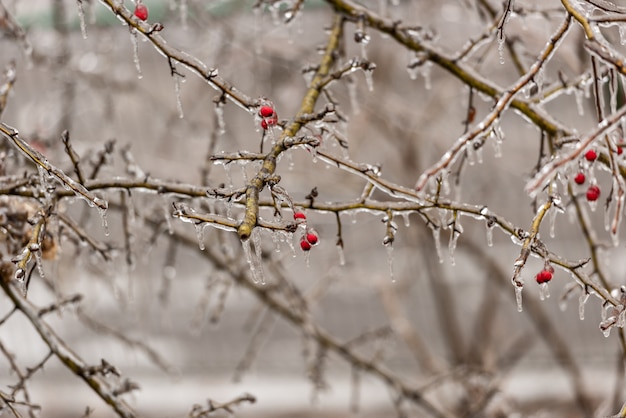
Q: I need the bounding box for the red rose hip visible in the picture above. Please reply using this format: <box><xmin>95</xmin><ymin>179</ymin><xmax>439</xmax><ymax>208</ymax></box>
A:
<box><xmin>293</xmin><ymin>211</ymin><xmax>307</xmax><ymax>221</ymax></box>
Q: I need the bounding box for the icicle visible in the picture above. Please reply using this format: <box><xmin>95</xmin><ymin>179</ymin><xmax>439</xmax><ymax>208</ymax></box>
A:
<box><xmin>448</xmin><ymin>222</ymin><xmax>462</xmax><ymax>266</ymax></box>
<box><xmin>269</xmin><ymin>2</ymin><xmax>280</xmax><ymax>25</ymax></box>
<box><xmin>272</xmin><ymin>231</ymin><xmax>281</xmax><ymax>253</ymax></box>
<box><xmin>130</xmin><ymin>29</ymin><xmax>142</xmax><ymax>79</ymax></box>
<box><xmin>485</xmin><ymin>223</ymin><xmax>494</xmax><ymax>247</ymax></box>
<box><xmin>242</xmin><ymin>238</ymin><xmax>260</xmax><ymax>283</ymax></box>
<box><xmin>430</xmin><ymin>225</ymin><xmax>443</xmax><ymax>263</ymax></box>
<box><xmin>347</xmin><ymin>78</ymin><xmax>360</xmax><ymax>114</ymax></box>
<box><xmin>215</xmin><ymin>102</ymin><xmax>226</xmax><ymax>135</ymax></box>
<box><xmin>601</xmin><ymin>301</ymin><xmax>610</xmax><ymax>322</ymax></box>
<box><xmin>466</xmin><ymin>141</ymin><xmax>476</xmax><ymax>166</ymax></box>
<box><xmin>77</xmin><ymin>0</ymin><xmax>88</xmax><ymax>39</ymax></box>
<box><xmin>241</xmin><ymin>162</ymin><xmax>248</xmax><ymax>183</ymax></box>
<box><xmin>286</xmin><ymin>232</ymin><xmax>296</xmax><ymax>257</ymax></box>
<box><xmin>385</xmin><ymin>245</ymin><xmax>395</xmax><ymax>283</ymax></box>
<box><xmin>252</xmin><ymin>229</ymin><xmax>266</xmax><ymax>285</ymax></box>
<box><xmin>610</xmin><ymin>73</ymin><xmax>618</xmax><ymax>115</ymax></box>
<box><xmin>515</xmin><ymin>285</ymin><xmax>523</xmax><ymax>312</ymax></box>
<box><xmin>401</xmin><ymin>212</ymin><xmax>411</xmax><ymax>228</ymax></box>
<box><xmin>33</xmin><ymin>246</ymin><xmax>45</xmax><ymax>278</ymax></box>
<box><xmin>497</xmin><ymin>35</ymin><xmax>506</xmax><ymax>65</ymax></box>
<box><xmin>223</xmin><ymin>162</ymin><xmax>233</xmax><ymax>190</ymax></box>
<box><xmin>574</xmin><ymin>88</ymin><xmax>585</xmax><ymax>116</ymax></box>
<box><xmin>620</xmin><ymin>25</ymin><xmax>626</xmax><ymax>46</ymax></box>
<box><xmin>579</xmin><ymin>291</ymin><xmax>589</xmax><ymax>320</ymax></box>
<box><xmin>37</xmin><ymin>165</ymin><xmax>55</xmax><ymax>202</ymax></box>
<box><xmin>97</xmin><ymin>205</ymin><xmax>109</xmax><ymax>236</ymax></box>
<box><xmin>475</xmin><ymin>141</ymin><xmax>483</xmax><ymax>164</ymax></box>
<box><xmin>548</xmin><ymin>205</ymin><xmax>558</xmax><ymax>239</ymax></box>
<box><xmin>610</xmin><ymin>178</ymin><xmax>624</xmax><ymax>246</ymax></box>
<box><xmin>179</xmin><ymin>0</ymin><xmax>188</xmax><ymax>29</ymax></box>
<box><xmin>195</xmin><ymin>223</ymin><xmax>206</xmax><ymax>250</ymax></box>
<box><xmin>174</xmin><ymin>74</ymin><xmax>184</xmax><ymax>118</ymax></box>
<box><xmin>420</xmin><ymin>62</ymin><xmax>432</xmax><ymax>90</ymax></box>
<box><xmin>337</xmin><ymin>244</ymin><xmax>346</xmax><ymax>266</ymax></box>
<box><xmin>539</xmin><ymin>282</ymin><xmax>550</xmax><ymax>300</ymax></box>
<box><xmin>363</xmin><ymin>69</ymin><xmax>374</xmax><ymax>92</ymax></box>
<box><xmin>162</xmin><ymin>196</ymin><xmax>173</xmax><ymax>234</ymax></box>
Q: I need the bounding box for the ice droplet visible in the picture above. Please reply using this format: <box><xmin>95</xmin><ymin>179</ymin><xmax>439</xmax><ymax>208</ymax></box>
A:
<box><xmin>579</xmin><ymin>292</ymin><xmax>589</xmax><ymax>320</ymax></box>
<box><xmin>515</xmin><ymin>286</ymin><xmax>523</xmax><ymax>312</ymax></box>
<box><xmin>77</xmin><ymin>0</ymin><xmax>88</xmax><ymax>39</ymax></box>
<box><xmin>130</xmin><ymin>29</ymin><xmax>142</xmax><ymax>79</ymax></box>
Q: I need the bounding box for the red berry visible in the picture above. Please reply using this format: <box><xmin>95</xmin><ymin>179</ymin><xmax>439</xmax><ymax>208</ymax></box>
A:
<box><xmin>134</xmin><ymin>3</ymin><xmax>148</xmax><ymax>21</ymax></box>
<box><xmin>259</xmin><ymin>105</ymin><xmax>275</xmax><ymax>118</ymax></box>
<box><xmin>305</xmin><ymin>232</ymin><xmax>318</xmax><ymax>245</ymax></box>
<box><xmin>294</xmin><ymin>211</ymin><xmax>307</xmax><ymax>221</ymax></box>
<box><xmin>300</xmin><ymin>239</ymin><xmax>311</xmax><ymax>251</ymax></box>
<box><xmin>574</xmin><ymin>172</ymin><xmax>585</xmax><ymax>185</ymax></box>
<box><xmin>618</xmin><ymin>146</ymin><xmax>623</xmax><ymax>156</ymax></box>
<box><xmin>260</xmin><ymin>117</ymin><xmax>277</xmax><ymax>130</ymax></box>
<box><xmin>586</xmin><ymin>184</ymin><xmax>601</xmax><ymax>201</ymax></box>
<box><xmin>535</xmin><ymin>269</ymin><xmax>553</xmax><ymax>284</ymax></box>
<box><xmin>584</xmin><ymin>149</ymin><xmax>597</xmax><ymax>162</ymax></box>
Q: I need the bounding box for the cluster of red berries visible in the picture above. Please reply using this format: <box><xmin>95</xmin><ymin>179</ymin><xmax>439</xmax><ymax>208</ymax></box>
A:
<box><xmin>572</xmin><ymin>172</ymin><xmax>601</xmax><ymax>201</ymax></box>
<box><xmin>134</xmin><ymin>2</ymin><xmax>148</xmax><ymax>21</ymax></box>
<box><xmin>293</xmin><ymin>211</ymin><xmax>320</xmax><ymax>252</ymax></box>
<box><xmin>573</xmin><ymin>149</ymin><xmax>603</xmax><ymax>202</ymax></box>
<box><xmin>259</xmin><ymin>105</ymin><xmax>278</xmax><ymax>130</ymax></box>
<box><xmin>535</xmin><ymin>267</ymin><xmax>553</xmax><ymax>284</ymax></box>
